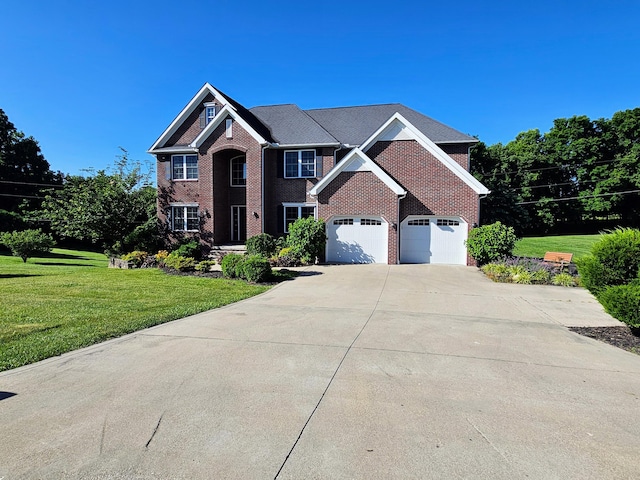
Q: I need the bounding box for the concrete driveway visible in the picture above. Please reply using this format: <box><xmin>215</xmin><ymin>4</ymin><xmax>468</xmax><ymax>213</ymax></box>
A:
<box><xmin>1</xmin><ymin>265</ymin><xmax>639</xmax><ymax>479</ymax></box>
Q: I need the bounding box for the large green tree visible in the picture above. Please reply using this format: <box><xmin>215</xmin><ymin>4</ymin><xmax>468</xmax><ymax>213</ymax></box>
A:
<box><xmin>0</xmin><ymin>109</ymin><xmax>61</xmax><ymax>215</ymax></box>
<box><xmin>472</xmin><ymin>109</ymin><xmax>640</xmax><ymax>235</ymax></box>
<box><xmin>41</xmin><ymin>150</ymin><xmax>159</xmax><ymax>254</ymax></box>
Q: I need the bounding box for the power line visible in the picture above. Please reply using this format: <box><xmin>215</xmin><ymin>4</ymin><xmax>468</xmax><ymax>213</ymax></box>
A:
<box><xmin>474</xmin><ymin>157</ymin><xmax>621</xmax><ymax>178</ymax></box>
<box><xmin>515</xmin><ymin>189</ymin><xmax>640</xmax><ymax>205</ymax></box>
<box><xmin>0</xmin><ymin>180</ymin><xmax>63</xmax><ymax>188</ymax></box>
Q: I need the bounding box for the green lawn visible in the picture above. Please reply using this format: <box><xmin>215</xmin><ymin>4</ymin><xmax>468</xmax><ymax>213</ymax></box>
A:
<box><xmin>0</xmin><ymin>249</ymin><xmax>269</xmax><ymax>371</ymax></box>
<box><xmin>513</xmin><ymin>234</ymin><xmax>602</xmax><ymax>259</ymax></box>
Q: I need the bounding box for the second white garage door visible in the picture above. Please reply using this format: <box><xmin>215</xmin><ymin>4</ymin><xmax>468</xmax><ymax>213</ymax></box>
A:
<box><xmin>327</xmin><ymin>216</ymin><xmax>388</xmax><ymax>263</ymax></box>
<box><xmin>400</xmin><ymin>216</ymin><xmax>467</xmax><ymax>264</ymax></box>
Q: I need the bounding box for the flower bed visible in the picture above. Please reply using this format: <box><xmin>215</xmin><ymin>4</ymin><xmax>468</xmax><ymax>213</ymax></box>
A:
<box><xmin>481</xmin><ymin>256</ymin><xmax>580</xmax><ymax>287</ymax></box>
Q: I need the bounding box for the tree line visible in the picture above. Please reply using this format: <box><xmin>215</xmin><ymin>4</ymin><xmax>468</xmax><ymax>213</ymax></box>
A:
<box><xmin>471</xmin><ymin>108</ymin><xmax>640</xmax><ymax>235</ymax></box>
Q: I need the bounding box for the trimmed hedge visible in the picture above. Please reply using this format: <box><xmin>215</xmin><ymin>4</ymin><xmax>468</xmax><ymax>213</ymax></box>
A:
<box><xmin>221</xmin><ymin>253</ymin><xmax>244</xmax><ymax>279</ymax></box>
<box><xmin>598</xmin><ymin>283</ymin><xmax>640</xmax><ymax>328</ymax></box>
<box><xmin>240</xmin><ymin>255</ymin><xmax>272</xmax><ymax>283</ymax></box>
<box><xmin>577</xmin><ymin>228</ymin><xmax>640</xmax><ymax>295</ymax></box>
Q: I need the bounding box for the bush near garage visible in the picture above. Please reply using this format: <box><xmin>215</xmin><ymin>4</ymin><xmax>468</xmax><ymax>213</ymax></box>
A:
<box><xmin>285</xmin><ymin>217</ymin><xmax>326</xmax><ymax>264</ymax></box>
<box><xmin>466</xmin><ymin>221</ymin><xmax>518</xmax><ymax>266</ymax></box>
<box><xmin>597</xmin><ymin>282</ymin><xmax>640</xmax><ymax>328</ymax></box>
<box><xmin>576</xmin><ymin>228</ymin><xmax>640</xmax><ymax>295</ymax></box>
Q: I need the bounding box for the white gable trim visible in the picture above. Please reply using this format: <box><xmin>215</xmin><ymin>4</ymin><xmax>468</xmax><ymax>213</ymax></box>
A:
<box><xmin>309</xmin><ymin>148</ymin><xmax>406</xmax><ymax>197</ymax></box>
<box><xmin>360</xmin><ymin>113</ymin><xmax>490</xmax><ymax>195</ymax></box>
<box><xmin>189</xmin><ymin>104</ymin><xmax>266</xmax><ymax>148</ymax></box>
<box><xmin>149</xmin><ymin>83</ymin><xmax>236</xmax><ymax>152</ymax></box>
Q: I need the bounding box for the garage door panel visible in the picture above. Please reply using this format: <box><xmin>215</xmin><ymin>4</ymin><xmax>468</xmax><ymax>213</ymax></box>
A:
<box><xmin>400</xmin><ymin>216</ymin><xmax>467</xmax><ymax>265</ymax></box>
<box><xmin>327</xmin><ymin>217</ymin><xmax>388</xmax><ymax>264</ymax></box>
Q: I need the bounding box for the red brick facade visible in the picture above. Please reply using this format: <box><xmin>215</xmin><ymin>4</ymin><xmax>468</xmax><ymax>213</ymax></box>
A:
<box><xmin>154</xmin><ymin>90</ymin><xmax>483</xmax><ymax>265</ymax></box>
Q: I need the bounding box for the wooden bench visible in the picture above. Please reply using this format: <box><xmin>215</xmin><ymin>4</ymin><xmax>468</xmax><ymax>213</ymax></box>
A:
<box><xmin>543</xmin><ymin>251</ymin><xmax>573</xmax><ymax>269</ymax></box>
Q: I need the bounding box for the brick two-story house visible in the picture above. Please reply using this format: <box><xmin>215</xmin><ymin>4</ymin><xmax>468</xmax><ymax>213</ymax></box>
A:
<box><xmin>149</xmin><ymin>83</ymin><xmax>489</xmax><ymax>265</ymax></box>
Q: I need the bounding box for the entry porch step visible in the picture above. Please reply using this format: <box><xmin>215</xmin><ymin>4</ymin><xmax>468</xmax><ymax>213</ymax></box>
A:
<box><xmin>209</xmin><ymin>244</ymin><xmax>246</xmax><ymax>263</ymax></box>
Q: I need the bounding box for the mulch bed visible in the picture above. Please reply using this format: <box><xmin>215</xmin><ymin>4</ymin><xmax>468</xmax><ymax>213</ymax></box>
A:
<box><xmin>569</xmin><ymin>326</ymin><xmax>640</xmax><ymax>354</ymax></box>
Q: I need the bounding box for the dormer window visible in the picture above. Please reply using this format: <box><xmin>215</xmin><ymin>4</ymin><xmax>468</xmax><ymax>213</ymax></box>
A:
<box><xmin>204</xmin><ymin>102</ymin><xmax>217</xmax><ymax>124</ymax></box>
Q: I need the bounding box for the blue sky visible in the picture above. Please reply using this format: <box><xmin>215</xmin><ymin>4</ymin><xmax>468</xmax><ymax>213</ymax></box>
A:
<box><xmin>2</xmin><ymin>0</ymin><xmax>639</xmax><ymax>177</ymax></box>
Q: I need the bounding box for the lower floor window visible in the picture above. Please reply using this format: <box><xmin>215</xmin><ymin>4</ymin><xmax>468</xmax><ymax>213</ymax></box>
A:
<box><xmin>284</xmin><ymin>204</ymin><xmax>315</xmax><ymax>232</ymax></box>
<box><xmin>171</xmin><ymin>206</ymin><xmax>199</xmax><ymax>231</ymax></box>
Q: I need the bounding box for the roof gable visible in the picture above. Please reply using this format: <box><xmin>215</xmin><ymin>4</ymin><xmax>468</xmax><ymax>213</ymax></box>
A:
<box><xmin>360</xmin><ymin>113</ymin><xmax>489</xmax><ymax>195</ymax></box>
<box><xmin>309</xmin><ymin>148</ymin><xmax>406</xmax><ymax>197</ymax></box>
<box><xmin>190</xmin><ymin>104</ymin><xmax>267</xmax><ymax>148</ymax></box>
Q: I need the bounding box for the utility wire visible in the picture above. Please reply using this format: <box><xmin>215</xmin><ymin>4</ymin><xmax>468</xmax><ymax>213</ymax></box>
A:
<box><xmin>515</xmin><ymin>189</ymin><xmax>640</xmax><ymax>205</ymax></box>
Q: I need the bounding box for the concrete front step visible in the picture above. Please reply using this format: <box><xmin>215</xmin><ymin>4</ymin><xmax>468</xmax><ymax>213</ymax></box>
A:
<box><xmin>208</xmin><ymin>244</ymin><xmax>246</xmax><ymax>262</ymax></box>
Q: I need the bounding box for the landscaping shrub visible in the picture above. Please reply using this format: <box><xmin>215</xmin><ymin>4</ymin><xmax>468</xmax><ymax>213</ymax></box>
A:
<box><xmin>171</xmin><ymin>239</ymin><xmax>202</xmax><ymax>260</ymax></box>
<box><xmin>246</xmin><ymin>233</ymin><xmax>277</xmax><ymax>258</ymax></box>
<box><xmin>598</xmin><ymin>282</ymin><xmax>640</xmax><ymax>327</ymax></box>
<box><xmin>531</xmin><ymin>268</ymin><xmax>552</xmax><ymax>284</ymax></box>
<box><xmin>466</xmin><ymin>222</ymin><xmax>518</xmax><ymax>266</ymax></box>
<box><xmin>121</xmin><ymin>250</ymin><xmax>148</xmax><ymax>268</ymax></box>
<box><xmin>155</xmin><ymin>250</ymin><xmax>169</xmax><ymax>266</ymax></box>
<box><xmin>273</xmin><ymin>247</ymin><xmax>301</xmax><ymax>267</ymax></box>
<box><xmin>163</xmin><ymin>253</ymin><xmax>196</xmax><ymax>271</ymax></box>
<box><xmin>194</xmin><ymin>260</ymin><xmax>216</xmax><ymax>272</ymax></box>
<box><xmin>576</xmin><ymin>228</ymin><xmax>640</xmax><ymax>295</ymax></box>
<box><xmin>239</xmin><ymin>255</ymin><xmax>272</xmax><ymax>283</ymax></box>
<box><xmin>0</xmin><ymin>229</ymin><xmax>55</xmax><ymax>262</ymax></box>
<box><xmin>552</xmin><ymin>272</ymin><xmax>577</xmax><ymax>287</ymax></box>
<box><xmin>221</xmin><ymin>253</ymin><xmax>245</xmax><ymax>279</ymax></box>
<box><xmin>286</xmin><ymin>217</ymin><xmax>326</xmax><ymax>264</ymax></box>
<box><xmin>509</xmin><ymin>266</ymin><xmax>532</xmax><ymax>284</ymax></box>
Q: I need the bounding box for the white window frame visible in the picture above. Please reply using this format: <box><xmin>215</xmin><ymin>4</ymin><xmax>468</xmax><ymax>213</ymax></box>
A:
<box><xmin>284</xmin><ymin>150</ymin><xmax>316</xmax><ymax>178</ymax></box>
<box><xmin>204</xmin><ymin>102</ymin><xmax>217</xmax><ymax>124</ymax></box>
<box><xmin>170</xmin><ymin>205</ymin><xmax>199</xmax><ymax>232</ymax></box>
<box><xmin>283</xmin><ymin>203</ymin><xmax>316</xmax><ymax>233</ymax></box>
<box><xmin>230</xmin><ymin>155</ymin><xmax>246</xmax><ymax>187</ymax></box>
<box><xmin>171</xmin><ymin>154</ymin><xmax>198</xmax><ymax>180</ymax></box>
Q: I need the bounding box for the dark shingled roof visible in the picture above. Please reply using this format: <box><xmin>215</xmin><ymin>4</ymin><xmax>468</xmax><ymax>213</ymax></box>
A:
<box><xmin>214</xmin><ymin>86</ymin><xmax>276</xmax><ymax>143</ymax></box>
<box><xmin>304</xmin><ymin>104</ymin><xmax>477</xmax><ymax>145</ymax></box>
<box><xmin>249</xmin><ymin>104</ymin><xmax>339</xmax><ymax>145</ymax></box>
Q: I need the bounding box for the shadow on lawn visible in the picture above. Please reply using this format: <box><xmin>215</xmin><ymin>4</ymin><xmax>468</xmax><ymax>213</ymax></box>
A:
<box><xmin>40</xmin><ymin>252</ymin><xmax>97</xmax><ymax>260</ymax></box>
<box><xmin>32</xmin><ymin>262</ymin><xmax>93</xmax><ymax>267</ymax></box>
<box><xmin>0</xmin><ymin>274</ymin><xmax>42</xmax><ymax>279</ymax></box>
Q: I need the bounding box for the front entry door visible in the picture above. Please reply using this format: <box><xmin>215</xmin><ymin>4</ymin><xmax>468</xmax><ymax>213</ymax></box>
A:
<box><xmin>231</xmin><ymin>206</ymin><xmax>247</xmax><ymax>242</ymax></box>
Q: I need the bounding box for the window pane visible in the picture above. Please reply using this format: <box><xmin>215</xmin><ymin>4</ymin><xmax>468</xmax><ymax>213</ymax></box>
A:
<box><xmin>285</xmin><ymin>207</ymin><xmax>298</xmax><ymax>231</ymax></box>
<box><xmin>185</xmin><ymin>155</ymin><xmax>198</xmax><ymax>179</ymax></box>
<box><xmin>231</xmin><ymin>158</ymin><xmax>246</xmax><ymax>186</ymax></box>
<box><xmin>172</xmin><ymin>156</ymin><xmax>184</xmax><ymax>179</ymax></box>
<box><xmin>301</xmin><ymin>207</ymin><xmax>315</xmax><ymax>218</ymax></box>
<box><xmin>186</xmin><ymin>207</ymin><xmax>199</xmax><ymax>230</ymax></box>
<box><xmin>300</xmin><ymin>151</ymin><xmax>315</xmax><ymax>177</ymax></box>
<box><xmin>173</xmin><ymin>207</ymin><xmax>185</xmax><ymax>230</ymax></box>
<box><xmin>285</xmin><ymin>152</ymin><xmax>298</xmax><ymax>178</ymax></box>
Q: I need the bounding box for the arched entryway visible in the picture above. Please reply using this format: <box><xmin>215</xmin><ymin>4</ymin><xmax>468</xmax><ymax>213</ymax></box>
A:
<box><xmin>212</xmin><ymin>149</ymin><xmax>246</xmax><ymax>244</ymax></box>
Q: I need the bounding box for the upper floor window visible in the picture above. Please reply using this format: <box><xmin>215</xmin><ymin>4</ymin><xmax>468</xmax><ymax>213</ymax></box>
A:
<box><xmin>172</xmin><ymin>154</ymin><xmax>198</xmax><ymax>180</ymax></box>
<box><xmin>231</xmin><ymin>156</ymin><xmax>246</xmax><ymax>186</ymax></box>
<box><xmin>204</xmin><ymin>102</ymin><xmax>217</xmax><ymax>124</ymax></box>
<box><xmin>284</xmin><ymin>150</ymin><xmax>315</xmax><ymax>178</ymax></box>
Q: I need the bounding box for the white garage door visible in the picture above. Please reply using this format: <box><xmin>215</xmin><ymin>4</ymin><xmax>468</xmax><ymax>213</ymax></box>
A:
<box><xmin>327</xmin><ymin>216</ymin><xmax>388</xmax><ymax>263</ymax></box>
<box><xmin>400</xmin><ymin>216</ymin><xmax>467</xmax><ymax>265</ymax></box>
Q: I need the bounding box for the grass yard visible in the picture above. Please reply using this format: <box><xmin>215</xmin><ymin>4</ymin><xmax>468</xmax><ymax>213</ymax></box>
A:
<box><xmin>513</xmin><ymin>234</ymin><xmax>602</xmax><ymax>260</ymax></box>
<box><xmin>0</xmin><ymin>249</ymin><xmax>269</xmax><ymax>372</ymax></box>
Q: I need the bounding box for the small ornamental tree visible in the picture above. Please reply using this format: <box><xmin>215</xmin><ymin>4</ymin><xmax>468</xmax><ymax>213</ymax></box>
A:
<box><xmin>0</xmin><ymin>229</ymin><xmax>55</xmax><ymax>262</ymax></box>
<box><xmin>465</xmin><ymin>221</ymin><xmax>518</xmax><ymax>266</ymax></box>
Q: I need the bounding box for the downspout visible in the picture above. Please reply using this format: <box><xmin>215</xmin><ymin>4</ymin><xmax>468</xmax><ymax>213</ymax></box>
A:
<box><xmin>396</xmin><ymin>192</ymin><xmax>407</xmax><ymax>264</ymax></box>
